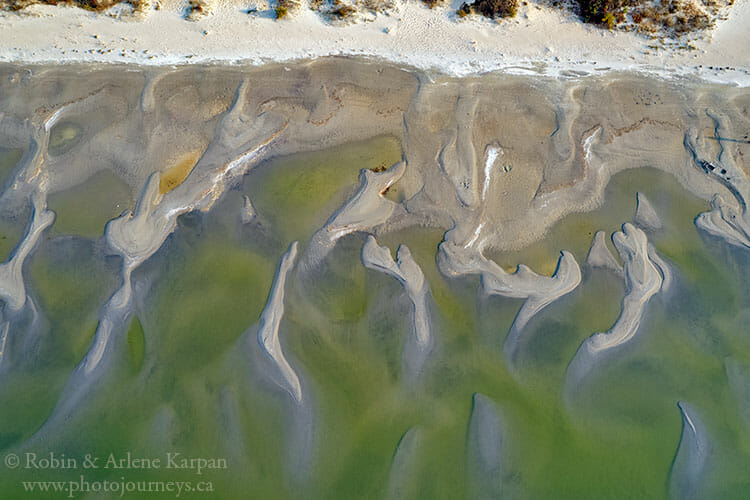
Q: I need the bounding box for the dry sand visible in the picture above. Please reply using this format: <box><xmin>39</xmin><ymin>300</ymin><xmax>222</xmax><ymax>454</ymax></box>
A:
<box><xmin>0</xmin><ymin>0</ymin><xmax>749</xmax><ymax>85</ymax></box>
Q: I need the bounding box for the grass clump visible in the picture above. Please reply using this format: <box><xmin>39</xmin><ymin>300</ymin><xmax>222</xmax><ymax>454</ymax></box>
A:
<box><xmin>421</xmin><ymin>0</ymin><xmax>444</xmax><ymax>8</ymax></box>
<box><xmin>274</xmin><ymin>0</ymin><xmax>298</xmax><ymax>18</ymax></box>
<box><xmin>330</xmin><ymin>2</ymin><xmax>356</xmax><ymax>17</ymax></box>
<box><xmin>458</xmin><ymin>0</ymin><xmax>518</xmax><ymax>18</ymax></box>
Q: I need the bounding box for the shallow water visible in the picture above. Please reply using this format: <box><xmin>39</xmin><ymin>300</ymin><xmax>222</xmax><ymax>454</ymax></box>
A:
<box><xmin>0</xmin><ymin>62</ymin><xmax>748</xmax><ymax>499</ymax></box>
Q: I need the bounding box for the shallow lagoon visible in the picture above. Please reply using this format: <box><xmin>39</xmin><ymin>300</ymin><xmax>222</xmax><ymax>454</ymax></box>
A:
<box><xmin>0</xmin><ymin>63</ymin><xmax>748</xmax><ymax>499</ymax></box>
<box><xmin>2</xmin><ymin>142</ymin><xmax>748</xmax><ymax>498</ymax></box>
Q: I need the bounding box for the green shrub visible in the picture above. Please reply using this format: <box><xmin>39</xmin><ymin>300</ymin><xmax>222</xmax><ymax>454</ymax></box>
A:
<box><xmin>602</xmin><ymin>10</ymin><xmax>615</xmax><ymax>28</ymax></box>
<box><xmin>458</xmin><ymin>0</ymin><xmax>518</xmax><ymax>18</ymax></box>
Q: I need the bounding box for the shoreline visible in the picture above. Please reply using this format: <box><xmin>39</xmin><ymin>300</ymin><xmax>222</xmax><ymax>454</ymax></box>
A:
<box><xmin>1</xmin><ymin>0</ymin><xmax>749</xmax><ymax>86</ymax></box>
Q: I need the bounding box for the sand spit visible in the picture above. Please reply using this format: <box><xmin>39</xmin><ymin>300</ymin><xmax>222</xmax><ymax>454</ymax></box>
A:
<box><xmin>386</xmin><ymin>426</ymin><xmax>421</xmax><ymax>500</ymax></box>
<box><xmin>302</xmin><ymin>160</ymin><xmax>406</xmax><ymax>270</ymax></box>
<box><xmin>0</xmin><ymin>195</ymin><xmax>53</xmax><ymax>312</ymax></box>
<box><xmin>669</xmin><ymin>402</ymin><xmax>712</xmax><ymax>500</ymax></box>
<box><xmin>466</xmin><ymin>393</ymin><xmax>505</xmax><ymax>499</ymax></box>
<box><xmin>257</xmin><ymin>241</ymin><xmax>303</xmax><ymax>404</ymax></box>
<box><xmin>0</xmin><ymin>321</ymin><xmax>8</xmax><ymax>367</ymax></box>
<box><xmin>634</xmin><ymin>191</ymin><xmax>663</xmax><ymax>231</ymax></box>
<box><xmin>362</xmin><ymin>235</ymin><xmax>432</xmax><ymax>377</ymax></box>
<box><xmin>438</xmin><ymin>230</ymin><xmax>581</xmax><ymax>365</ymax></box>
<box><xmin>588</xmin><ymin>223</ymin><xmax>665</xmax><ymax>353</ymax></box>
<box><xmin>586</xmin><ymin>230</ymin><xmax>623</xmax><ymax>276</ymax></box>
<box><xmin>567</xmin><ymin>223</ymin><xmax>668</xmax><ymax>390</ymax></box>
<box><xmin>81</xmin><ymin>75</ymin><xmax>289</xmax><ymax>381</ymax></box>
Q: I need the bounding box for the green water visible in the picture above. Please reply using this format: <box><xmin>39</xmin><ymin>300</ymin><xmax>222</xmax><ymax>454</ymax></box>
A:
<box><xmin>0</xmin><ymin>147</ymin><xmax>25</xmax><ymax>261</ymax></box>
<box><xmin>1</xmin><ymin>140</ymin><xmax>748</xmax><ymax>499</ymax></box>
<box><xmin>47</xmin><ymin>169</ymin><xmax>134</xmax><ymax>239</ymax></box>
<box><xmin>0</xmin><ymin>236</ymin><xmax>120</xmax><ymax>454</ymax></box>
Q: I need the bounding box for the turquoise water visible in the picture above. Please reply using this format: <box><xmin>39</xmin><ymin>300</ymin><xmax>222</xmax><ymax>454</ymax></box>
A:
<box><xmin>0</xmin><ymin>138</ymin><xmax>748</xmax><ymax>499</ymax></box>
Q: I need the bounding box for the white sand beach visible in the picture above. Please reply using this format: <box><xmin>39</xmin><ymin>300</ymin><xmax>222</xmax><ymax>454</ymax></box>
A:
<box><xmin>1</xmin><ymin>0</ymin><xmax>749</xmax><ymax>84</ymax></box>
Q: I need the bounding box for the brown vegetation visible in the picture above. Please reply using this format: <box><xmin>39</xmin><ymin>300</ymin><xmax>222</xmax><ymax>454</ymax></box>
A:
<box><xmin>1</xmin><ymin>0</ymin><xmax>137</xmax><ymax>11</ymax></box>
<box><xmin>575</xmin><ymin>0</ymin><xmax>724</xmax><ymax>36</ymax></box>
<box><xmin>274</xmin><ymin>0</ymin><xmax>299</xmax><ymax>18</ymax></box>
<box><xmin>185</xmin><ymin>0</ymin><xmax>207</xmax><ymax>19</ymax></box>
<box><xmin>458</xmin><ymin>0</ymin><xmax>518</xmax><ymax>19</ymax></box>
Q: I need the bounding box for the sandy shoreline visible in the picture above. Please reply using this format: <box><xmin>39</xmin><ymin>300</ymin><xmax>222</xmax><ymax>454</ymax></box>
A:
<box><xmin>1</xmin><ymin>0</ymin><xmax>749</xmax><ymax>85</ymax></box>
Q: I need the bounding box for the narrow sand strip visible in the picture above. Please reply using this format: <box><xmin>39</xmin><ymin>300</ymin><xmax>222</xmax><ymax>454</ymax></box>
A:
<box><xmin>566</xmin><ymin>222</ymin><xmax>667</xmax><ymax>392</ymax></box>
<box><xmin>303</xmin><ymin>160</ymin><xmax>406</xmax><ymax>270</ymax></box>
<box><xmin>669</xmin><ymin>402</ymin><xmax>711</xmax><ymax>500</ymax></box>
<box><xmin>634</xmin><ymin>191</ymin><xmax>663</xmax><ymax>231</ymax></box>
<box><xmin>438</xmin><ymin>229</ymin><xmax>581</xmax><ymax>364</ymax></box>
<box><xmin>257</xmin><ymin>241</ymin><xmax>303</xmax><ymax>404</ymax></box>
<box><xmin>586</xmin><ymin>230</ymin><xmax>623</xmax><ymax>276</ymax></box>
<box><xmin>0</xmin><ymin>195</ymin><xmax>54</xmax><ymax>312</ymax></box>
<box><xmin>362</xmin><ymin>235</ymin><xmax>432</xmax><ymax>375</ymax></box>
<box><xmin>386</xmin><ymin>426</ymin><xmax>421</xmax><ymax>500</ymax></box>
<box><xmin>0</xmin><ymin>321</ymin><xmax>9</xmax><ymax>367</ymax></box>
<box><xmin>467</xmin><ymin>393</ymin><xmax>505</xmax><ymax>500</ymax></box>
<box><xmin>580</xmin><ymin>223</ymin><xmax>663</xmax><ymax>353</ymax></box>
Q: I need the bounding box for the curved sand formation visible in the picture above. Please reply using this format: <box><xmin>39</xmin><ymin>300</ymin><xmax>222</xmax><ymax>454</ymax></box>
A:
<box><xmin>3</xmin><ymin>63</ymin><xmax>750</xmax><ymax>466</ymax></box>
<box><xmin>437</xmin><ymin>83</ymin><xmax>480</xmax><ymax>209</ymax></box>
<box><xmin>567</xmin><ymin>223</ymin><xmax>667</xmax><ymax>389</ymax></box>
<box><xmin>648</xmin><ymin>242</ymin><xmax>673</xmax><ymax>293</ymax></box>
<box><xmin>361</xmin><ymin>235</ymin><xmax>432</xmax><ymax>376</ymax></box>
<box><xmin>586</xmin><ymin>230</ymin><xmax>623</xmax><ymax>276</ymax></box>
<box><xmin>0</xmin><ymin>321</ymin><xmax>8</xmax><ymax>367</ymax></box>
<box><xmin>20</xmin><ymin>77</ymin><xmax>293</xmax><ymax>442</ymax></box>
<box><xmin>257</xmin><ymin>241</ymin><xmax>303</xmax><ymax>404</ymax></box>
<box><xmin>466</xmin><ymin>393</ymin><xmax>505</xmax><ymax>500</ymax></box>
<box><xmin>0</xmin><ymin>89</ymin><xmax>103</xmax><ymax>313</ymax></box>
<box><xmin>83</xmin><ymin>79</ymin><xmax>288</xmax><ymax>377</ymax></box>
<box><xmin>634</xmin><ymin>191</ymin><xmax>663</xmax><ymax>232</ymax></box>
<box><xmin>669</xmin><ymin>402</ymin><xmax>712</xmax><ymax>500</ymax></box>
<box><xmin>302</xmin><ymin>161</ymin><xmax>406</xmax><ymax>270</ymax></box>
<box><xmin>0</xmin><ymin>195</ymin><xmax>54</xmax><ymax>312</ymax></box>
<box><xmin>386</xmin><ymin>426</ymin><xmax>421</xmax><ymax>500</ymax></box>
<box><xmin>438</xmin><ymin>229</ymin><xmax>581</xmax><ymax>364</ymax></box>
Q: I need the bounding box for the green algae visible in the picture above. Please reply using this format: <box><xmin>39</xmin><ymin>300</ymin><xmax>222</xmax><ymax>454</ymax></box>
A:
<box><xmin>244</xmin><ymin>135</ymin><xmax>402</xmax><ymax>246</ymax></box>
<box><xmin>47</xmin><ymin>169</ymin><xmax>133</xmax><ymax>239</ymax></box>
<box><xmin>126</xmin><ymin>316</ymin><xmax>146</xmax><ymax>372</ymax></box>
<box><xmin>2</xmin><ymin>134</ymin><xmax>749</xmax><ymax>499</ymax></box>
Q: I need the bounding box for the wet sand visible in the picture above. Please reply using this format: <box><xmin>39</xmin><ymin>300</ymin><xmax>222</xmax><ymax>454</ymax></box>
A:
<box><xmin>0</xmin><ymin>59</ymin><xmax>748</xmax><ymax>498</ymax></box>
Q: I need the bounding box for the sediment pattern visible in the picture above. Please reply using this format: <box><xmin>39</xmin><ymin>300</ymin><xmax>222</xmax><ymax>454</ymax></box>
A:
<box><xmin>0</xmin><ymin>60</ymin><xmax>747</xmax><ymax>497</ymax></box>
<box><xmin>567</xmin><ymin>222</ymin><xmax>668</xmax><ymax>390</ymax></box>
<box><xmin>257</xmin><ymin>241</ymin><xmax>303</xmax><ymax>404</ymax></box>
<box><xmin>362</xmin><ymin>235</ymin><xmax>432</xmax><ymax>376</ymax></box>
<box><xmin>670</xmin><ymin>402</ymin><xmax>712</xmax><ymax>500</ymax></box>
